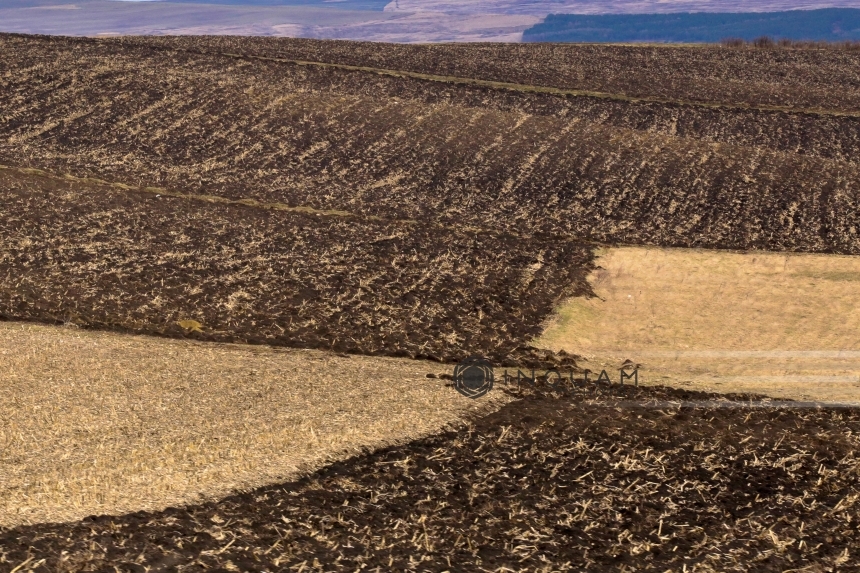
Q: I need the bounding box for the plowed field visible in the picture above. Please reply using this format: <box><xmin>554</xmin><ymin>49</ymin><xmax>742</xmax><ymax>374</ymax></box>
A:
<box><xmin>3</xmin><ymin>386</ymin><xmax>860</xmax><ymax>572</ymax></box>
<box><xmin>3</xmin><ymin>33</ymin><xmax>860</xmax><ymax>573</ymax></box>
<box><xmin>0</xmin><ymin>166</ymin><xmax>592</xmax><ymax>365</ymax></box>
<box><xmin>114</xmin><ymin>35</ymin><xmax>860</xmax><ymax>112</ymax></box>
<box><xmin>1</xmin><ymin>35</ymin><xmax>860</xmax><ymax>255</ymax></box>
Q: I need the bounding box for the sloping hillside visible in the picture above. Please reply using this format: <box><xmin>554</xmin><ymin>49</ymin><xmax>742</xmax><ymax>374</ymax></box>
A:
<box><xmin>2</xmin><ymin>35</ymin><xmax>859</xmax><ymax>255</ymax></box>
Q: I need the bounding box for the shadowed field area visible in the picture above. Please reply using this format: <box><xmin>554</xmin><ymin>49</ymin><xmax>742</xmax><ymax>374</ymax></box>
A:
<box><xmin>538</xmin><ymin>246</ymin><xmax>860</xmax><ymax>403</ymax></box>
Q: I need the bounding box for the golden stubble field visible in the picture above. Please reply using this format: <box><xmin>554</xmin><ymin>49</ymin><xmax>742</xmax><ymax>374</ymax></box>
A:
<box><xmin>538</xmin><ymin>246</ymin><xmax>860</xmax><ymax>404</ymax></box>
<box><xmin>0</xmin><ymin>322</ymin><xmax>512</xmax><ymax>529</ymax></box>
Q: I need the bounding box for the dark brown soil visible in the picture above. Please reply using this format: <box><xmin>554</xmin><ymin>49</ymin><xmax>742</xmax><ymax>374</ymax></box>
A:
<box><xmin>3</xmin><ymin>384</ymin><xmax>859</xmax><ymax>572</ymax></box>
<box><xmin>0</xmin><ymin>167</ymin><xmax>592</xmax><ymax>367</ymax></box>
<box><xmin>112</xmin><ymin>35</ymin><xmax>860</xmax><ymax>113</ymax></box>
<box><xmin>2</xmin><ymin>35</ymin><xmax>860</xmax><ymax>255</ymax></box>
<box><xmin>61</xmin><ymin>34</ymin><xmax>860</xmax><ymax>164</ymax></box>
<box><xmin>2</xmin><ymin>35</ymin><xmax>860</xmax><ymax>572</ymax></box>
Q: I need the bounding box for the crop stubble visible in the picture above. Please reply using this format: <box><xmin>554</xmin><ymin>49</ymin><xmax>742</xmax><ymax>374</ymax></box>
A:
<box><xmin>108</xmin><ymin>35</ymin><xmax>860</xmax><ymax>112</ymax></box>
<box><xmin>2</xmin><ymin>386</ymin><xmax>859</xmax><ymax>571</ymax></box>
<box><xmin>0</xmin><ymin>321</ymin><xmax>514</xmax><ymax>529</ymax></box>
<box><xmin>3</xmin><ymin>34</ymin><xmax>860</xmax><ymax>570</ymax></box>
<box><xmin>539</xmin><ymin>246</ymin><xmax>860</xmax><ymax>403</ymax></box>
<box><xmin>1</xmin><ymin>35</ymin><xmax>860</xmax><ymax>255</ymax></box>
<box><xmin>0</xmin><ymin>167</ymin><xmax>593</xmax><ymax>365</ymax></box>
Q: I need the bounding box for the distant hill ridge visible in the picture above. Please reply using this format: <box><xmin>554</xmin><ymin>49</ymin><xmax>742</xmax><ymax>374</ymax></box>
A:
<box><xmin>523</xmin><ymin>8</ymin><xmax>860</xmax><ymax>43</ymax></box>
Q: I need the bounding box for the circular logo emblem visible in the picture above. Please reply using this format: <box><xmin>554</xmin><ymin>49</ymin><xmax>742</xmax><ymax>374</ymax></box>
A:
<box><xmin>453</xmin><ymin>356</ymin><xmax>494</xmax><ymax>399</ymax></box>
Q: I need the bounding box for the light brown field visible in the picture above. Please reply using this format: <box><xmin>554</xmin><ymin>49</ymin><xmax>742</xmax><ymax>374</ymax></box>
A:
<box><xmin>537</xmin><ymin>246</ymin><xmax>860</xmax><ymax>404</ymax></box>
<box><xmin>0</xmin><ymin>322</ymin><xmax>511</xmax><ymax>529</ymax></box>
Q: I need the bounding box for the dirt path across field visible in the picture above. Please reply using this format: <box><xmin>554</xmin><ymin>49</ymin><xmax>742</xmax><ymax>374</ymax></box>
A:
<box><xmin>0</xmin><ymin>321</ymin><xmax>511</xmax><ymax>528</ymax></box>
<box><xmin>538</xmin><ymin>246</ymin><xmax>860</xmax><ymax>404</ymax></box>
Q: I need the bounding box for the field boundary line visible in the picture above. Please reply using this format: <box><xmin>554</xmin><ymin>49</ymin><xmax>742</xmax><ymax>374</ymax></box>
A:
<box><xmin>211</xmin><ymin>50</ymin><xmax>860</xmax><ymax>119</ymax></box>
<box><xmin>0</xmin><ymin>164</ymin><xmax>557</xmax><ymax>241</ymax></box>
<box><xmin>7</xmin><ymin>164</ymin><xmax>859</xmax><ymax>256</ymax></box>
<box><xmin>9</xmin><ymin>34</ymin><xmax>860</xmax><ymax>117</ymax></box>
<box><xmin>0</xmin><ymin>163</ymin><xmax>368</xmax><ymax>219</ymax></box>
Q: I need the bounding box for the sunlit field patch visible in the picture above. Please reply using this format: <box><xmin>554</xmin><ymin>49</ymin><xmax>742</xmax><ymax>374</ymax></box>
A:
<box><xmin>538</xmin><ymin>246</ymin><xmax>860</xmax><ymax>403</ymax></box>
<box><xmin>0</xmin><ymin>321</ymin><xmax>511</xmax><ymax>528</ymax></box>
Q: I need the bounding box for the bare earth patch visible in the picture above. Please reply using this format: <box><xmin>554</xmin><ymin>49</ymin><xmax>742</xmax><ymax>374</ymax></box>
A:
<box><xmin>0</xmin><ymin>321</ymin><xmax>512</xmax><ymax>529</ymax></box>
<box><xmin>537</xmin><ymin>246</ymin><xmax>860</xmax><ymax>404</ymax></box>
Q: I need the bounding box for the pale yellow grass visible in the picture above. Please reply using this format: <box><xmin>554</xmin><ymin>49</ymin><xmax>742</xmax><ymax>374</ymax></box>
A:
<box><xmin>0</xmin><ymin>322</ymin><xmax>512</xmax><ymax>528</ymax></box>
<box><xmin>537</xmin><ymin>246</ymin><xmax>860</xmax><ymax>403</ymax></box>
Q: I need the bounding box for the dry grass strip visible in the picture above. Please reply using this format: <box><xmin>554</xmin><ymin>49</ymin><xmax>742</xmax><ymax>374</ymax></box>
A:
<box><xmin>0</xmin><ymin>321</ymin><xmax>512</xmax><ymax>529</ymax></box>
<box><xmin>537</xmin><ymin>246</ymin><xmax>860</xmax><ymax>403</ymax></box>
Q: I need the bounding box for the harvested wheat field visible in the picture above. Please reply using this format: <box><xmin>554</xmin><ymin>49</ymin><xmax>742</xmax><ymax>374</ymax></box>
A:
<box><xmin>0</xmin><ymin>321</ymin><xmax>511</xmax><ymax>529</ymax></box>
<box><xmin>538</xmin><ymin>246</ymin><xmax>860</xmax><ymax>403</ymax></box>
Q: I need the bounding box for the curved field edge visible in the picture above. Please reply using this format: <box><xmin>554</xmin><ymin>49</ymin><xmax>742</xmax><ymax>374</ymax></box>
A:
<box><xmin>2</xmin><ymin>387</ymin><xmax>859</xmax><ymax>571</ymax></box>
<box><xmin>537</xmin><ymin>246</ymin><xmax>860</xmax><ymax>404</ymax></box>
<box><xmin>0</xmin><ymin>320</ymin><xmax>513</xmax><ymax>529</ymax></box>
